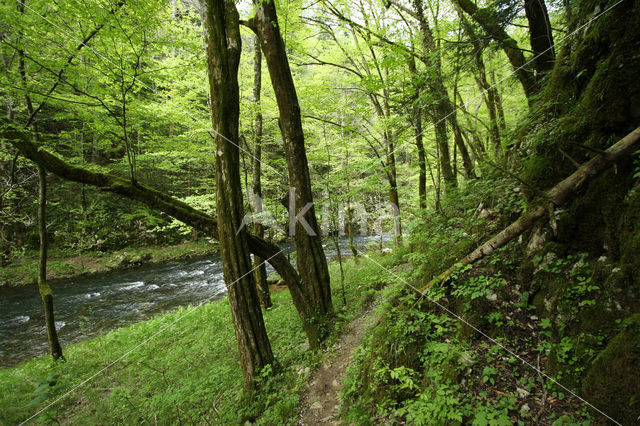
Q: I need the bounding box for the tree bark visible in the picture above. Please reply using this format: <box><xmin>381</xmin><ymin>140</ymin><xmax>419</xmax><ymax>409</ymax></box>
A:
<box><xmin>407</xmin><ymin>58</ymin><xmax>427</xmax><ymax>209</ymax></box>
<box><xmin>345</xmin><ymin>148</ymin><xmax>358</xmax><ymax>258</ymax></box>
<box><xmin>453</xmin><ymin>0</ymin><xmax>538</xmax><ymax>100</ymax></box>
<box><xmin>449</xmin><ymin>114</ymin><xmax>476</xmax><ymax>179</ymax></box>
<box><xmin>252</xmin><ymin>0</ymin><xmax>333</xmax><ymax>326</ymax></box>
<box><xmin>457</xmin><ymin>9</ymin><xmax>502</xmax><ymax>156</ymax></box>
<box><xmin>524</xmin><ymin>0</ymin><xmax>555</xmax><ymax>77</ymax></box>
<box><xmin>201</xmin><ymin>0</ymin><xmax>273</xmax><ymax>390</ymax></box>
<box><xmin>415</xmin><ymin>113</ymin><xmax>427</xmax><ymax>209</ymax></box>
<box><xmin>491</xmin><ymin>70</ymin><xmax>507</xmax><ymax>131</ymax></box>
<box><xmin>423</xmin><ymin>126</ymin><xmax>640</xmax><ymax>291</ymax></box>
<box><xmin>251</xmin><ymin>35</ymin><xmax>272</xmax><ymax>310</ymax></box>
<box><xmin>37</xmin><ymin>165</ymin><xmax>64</xmax><ymax>361</ymax></box>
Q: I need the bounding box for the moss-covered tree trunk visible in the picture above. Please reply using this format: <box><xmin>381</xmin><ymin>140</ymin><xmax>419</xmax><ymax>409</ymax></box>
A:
<box><xmin>201</xmin><ymin>0</ymin><xmax>273</xmax><ymax>390</ymax></box>
<box><xmin>37</xmin><ymin>165</ymin><xmax>63</xmax><ymax>361</ymax></box>
<box><xmin>251</xmin><ymin>35</ymin><xmax>272</xmax><ymax>310</ymax></box>
<box><xmin>524</xmin><ymin>0</ymin><xmax>555</xmax><ymax>77</ymax></box>
<box><xmin>253</xmin><ymin>0</ymin><xmax>333</xmax><ymax>330</ymax></box>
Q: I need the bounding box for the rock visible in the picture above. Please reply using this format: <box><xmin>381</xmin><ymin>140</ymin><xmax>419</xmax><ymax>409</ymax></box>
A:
<box><xmin>582</xmin><ymin>314</ymin><xmax>640</xmax><ymax>424</ymax></box>
<box><xmin>485</xmin><ymin>292</ymin><xmax>498</xmax><ymax>302</ymax></box>
<box><xmin>520</xmin><ymin>403</ymin><xmax>530</xmax><ymax>416</ymax></box>
<box><xmin>516</xmin><ymin>387</ymin><xmax>530</xmax><ymax>398</ymax></box>
<box><xmin>526</xmin><ymin>224</ymin><xmax>548</xmax><ymax>257</ymax></box>
<box><xmin>310</xmin><ymin>401</ymin><xmax>323</xmax><ymax>410</ymax></box>
<box><xmin>478</xmin><ymin>208</ymin><xmax>491</xmax><ymax>219</ymax></box>
<box><xmin>458</xmin><ymin>352</ymin><xmax>474</xmax><ymax>366</ymax></box>
<box><xmin>331</xmin><ymin>379</ymin><xmax>338</xmax><ymax>387</ymax></box>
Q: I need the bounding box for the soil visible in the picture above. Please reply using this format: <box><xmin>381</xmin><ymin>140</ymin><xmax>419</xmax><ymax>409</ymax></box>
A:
<box><xmin>297</xmin><ymin>302</ymin><xmax>381</xmax><ymax>425</ymax></box>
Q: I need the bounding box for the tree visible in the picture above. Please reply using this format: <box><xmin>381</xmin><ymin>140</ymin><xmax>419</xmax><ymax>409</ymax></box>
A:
<box><xmin>456</xmin><ymin>7</ymin><xmax>502</xmax><ymax>156</ymax></box>
<box><xmin>453</xmin><ymin>0</ymin><xmax>538</xmax><ymax>100</ymax></box>
<box><xmin>37</xmin><ymin>165</ymin><xmax>64</xmax><ymax>361</ymax></box>
<box><xmin>191</xmin><ymin>0</ymin><xmax>274</xmax><ymax>389</ymax></box>
<box><xmin>524</xmin><ymin>0</ymin><xmax>555</xmax><ymax>77</ymax></box>
<box><xmin>411</xmin><ymin>0</ymin><xmax>475</xmax><ymax>182</ymax></box>
<box><xmin>250</xmin><ymin>35</ymin><xmax>272</xmax><ymax>310</ymax></box>
<box><xmin>249</xmin><ymin>0</ymin><xmax>334</xmax><ymax>327</ymax></box>
<box><xmin>304</xmin><ymin>6</ymin><xmax>405</xmax><ymax>243</ymax></box>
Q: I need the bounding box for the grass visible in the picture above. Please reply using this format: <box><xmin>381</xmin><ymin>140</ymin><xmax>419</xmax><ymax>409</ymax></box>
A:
<box><xmin>0</xmin><ymin>240</ymin><xmax>218</xmax><ymax>287</ymax></box>
<box><xmin>0</xmin><ymin>249</ymin><xmax>401</xmax><ymax>424</ymax></box>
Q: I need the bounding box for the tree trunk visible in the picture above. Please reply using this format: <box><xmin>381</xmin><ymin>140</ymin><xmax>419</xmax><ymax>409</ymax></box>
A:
<box><xmin>491</xmin><ymin>70</ymin><xmax>507</xmax><ymax>131</ymax></box>
<box><xmin>253</xmin><ymin>0</ymin><xmax>333</xmax><ymax>328</ymax></box>
<box><xmin>413</xmin><ymin>0</ymin><xmax>458</xmax><ymax>188</ymax></box>
<box><xmin>449</xmin><ymin>114</ymin><xmax>476</xmax><ymax>179</ymax></box>
<box><xmin>524</xmin><ymin>0</ymin><xmax>555</xmax><ymax>77</ymax></box>
<box><xmin>345</xmin><ymin>148</ymin><xmax>358</xmax><ymax>258</ymax></box>
<box><xmin>432</xmin><ymin>110</ymin><xmax>456</xmax><ymax>189</ymax></box>
<box><xmin>385</xmin><ymin>131</ymin><xmax>402</xmax><ymax>245</ymax></box>
<box><xmin>251</xmin><ymin>35</ymin><xmax>272</xmax><ymax>310</ymax></box>
<box><xmin>202</xmin><ymin>0</ymin><xmax>273</xmax><ymax>389</ymax></box>
<box><xmin>37</xmin><ymin>166</ymin><xmax>64</xmax><ymax>361</ymax></box>
<box><xmin>457</xmin><ymin>9</ymin><xmax>502</xmax><ymax>155</ymax></box>
<box><xmin>415</xmin><ymin>114</ymin><xmax>427</xmax><ymax>209</ymax></box>
<box><xmin>407</xmin><ymin>58</ymin><xmax>427</xmax><ymax>209</ymax></box>
<box><xmin>453</xmin><ymin>0</ymin><xmax>538</xmax><ymax>100</ymax></box>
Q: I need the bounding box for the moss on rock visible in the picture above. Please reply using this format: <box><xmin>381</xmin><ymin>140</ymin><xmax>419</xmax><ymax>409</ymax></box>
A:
<box><xmin>582</xmin><ymin>314</ymin><xmax>640</xmax><ymax>424</ymax></box>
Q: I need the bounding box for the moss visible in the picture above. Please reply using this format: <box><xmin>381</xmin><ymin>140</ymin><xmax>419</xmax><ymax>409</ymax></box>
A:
<box><xmin>520</xmin><ymin>151</ymin><xmax>562</xmax><ymax>190</ymax></box>
<box><xmin>451</xmin><ymin>239</ymin><xmax>476</xmax><ymax>259</ymax></box>
<box><xmin>582</xmin><ymin>314</ymin><xmax>640</xmax><ymax>424</ymax></box>
<box><xmin>619</xmin><ymin>184</ymin><xmax>640</xmax><ymax>283</ymax></box>
<box><xmin>516</xmin><ymin>0</ymin><xmax>640</xmax><ymax>189</ymax></box>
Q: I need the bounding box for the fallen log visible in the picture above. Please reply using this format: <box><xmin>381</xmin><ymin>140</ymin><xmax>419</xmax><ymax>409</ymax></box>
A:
<box><xmin>422</xmin><ymin>126</ymin><xmax>640</xmax><ymax>291</ymax></box>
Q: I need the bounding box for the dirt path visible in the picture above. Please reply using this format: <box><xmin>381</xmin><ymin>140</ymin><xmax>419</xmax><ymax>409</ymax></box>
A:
<box><xmin>297</xmin><ymin>303</ymin><xmax>381</xmax><ymax>425</ymax></box>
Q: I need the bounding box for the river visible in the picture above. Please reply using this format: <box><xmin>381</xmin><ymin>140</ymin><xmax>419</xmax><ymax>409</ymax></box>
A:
<box><xmin>0</xmin><ymin>234</ymin><xmax>392</xmax><ymax>367</ymax></box>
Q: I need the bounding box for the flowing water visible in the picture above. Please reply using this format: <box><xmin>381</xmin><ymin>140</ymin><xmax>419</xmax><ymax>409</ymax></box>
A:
<box><xmin>0</xmin><ymin>235</ymin><xmax>392</xmax><ymax>367</ymax></box>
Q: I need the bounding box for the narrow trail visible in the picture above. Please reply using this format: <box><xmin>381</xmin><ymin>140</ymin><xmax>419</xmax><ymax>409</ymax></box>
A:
<box><xmin>297</xmin><ymin>301</ymin><xmax>381</xmax><ymax>425</ymax></box>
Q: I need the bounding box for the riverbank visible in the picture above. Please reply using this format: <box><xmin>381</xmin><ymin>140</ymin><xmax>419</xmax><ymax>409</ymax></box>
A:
<box><xmin>0</xmin><ymin>251</ymin><xmax>403</xmax><ymax>424</ymax></box>
<box><xmin>0</xmin><ymin>240</ymin><xmax>219</xmax><ymax>287</ymax></box>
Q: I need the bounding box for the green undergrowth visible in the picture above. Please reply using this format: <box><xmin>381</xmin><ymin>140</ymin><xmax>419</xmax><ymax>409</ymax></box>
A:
<box><xmin>339</xmin><ymin>176</ymin><xmax>634</xmax><ymax>424</ymax></box>
<box><xmin>0</xmin><ymin>240</ymin><xmax>218</xmax><ymax>287</ymax></box>
<box><xmin>0</xmin><ymin>249</ymin><xmax>399</xmax><ymax>424</ymax></box>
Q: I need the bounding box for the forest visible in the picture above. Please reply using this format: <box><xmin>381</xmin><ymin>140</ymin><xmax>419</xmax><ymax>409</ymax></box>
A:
<box><xmin>0</xmin><ymin>0</ymin><xmax>639</xmax><ymax>423</ymax></box>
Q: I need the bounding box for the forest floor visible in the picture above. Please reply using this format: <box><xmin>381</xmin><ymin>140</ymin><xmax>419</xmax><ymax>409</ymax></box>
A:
<box><xmin>0</xmin><ymin>240</ymin><xmax>218</xmax><ymax>286</ymax></box>
<box><xmin>297</xmin><ymin>296</ymin><xmax>383</xmax><ymax>425</ymax></box>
